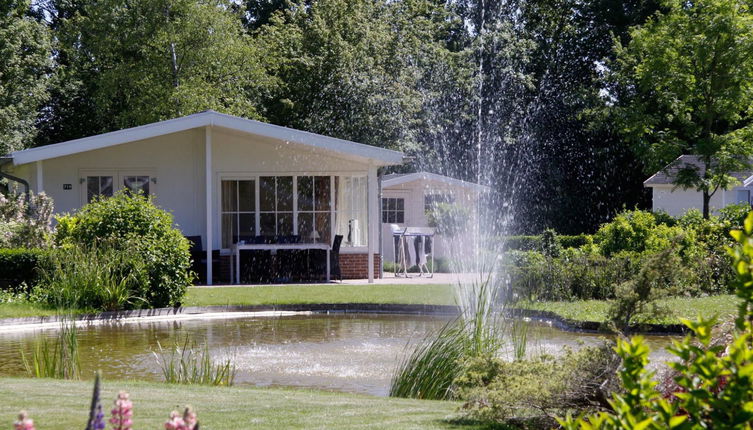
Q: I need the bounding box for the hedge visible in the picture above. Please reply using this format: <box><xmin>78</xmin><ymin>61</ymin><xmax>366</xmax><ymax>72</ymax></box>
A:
<box><xmin>0</xmin><ymin>248</ymin><xmax>50</xmax><ymax>292</ymax></box>
<box><xmin>502</xmin><ymin>234</ymin><xmax>590</xmax><ymax>251</ymax></box>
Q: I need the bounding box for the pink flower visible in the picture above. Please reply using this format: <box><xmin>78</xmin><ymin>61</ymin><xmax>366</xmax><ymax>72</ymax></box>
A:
<box><xmin>109</xmin><ymin>391</ymin><xmax>133</xmax><ymax>430</ymax></box>
<box><xmin>164</xmin><ymin>407</ymin><xmax>198</xmax><ymax>430</ymax></box>
<box><xmin>14</xmin><ymin>411</ymin><xmax>35</xmax><ymax>430</ymax></box>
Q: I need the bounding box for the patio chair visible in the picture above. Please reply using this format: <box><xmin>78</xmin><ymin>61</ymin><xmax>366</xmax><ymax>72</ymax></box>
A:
<box><xmin>185</xmin><ymin>235</ymin><xmax>221</xmax><ymax>284</ymax></box>
<box><xmin>331</xmin><ymin>234</ymin><xmax>343</xmax><ymax>281</ymax></box>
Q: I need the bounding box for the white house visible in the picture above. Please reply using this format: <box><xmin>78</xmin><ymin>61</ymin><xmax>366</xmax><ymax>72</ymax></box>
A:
<box><xmin>380</xmin><ymin>172</ymin><xmax>488</xmax><ymax>265</ymax></box>
<box><xmin>644</xmin><ymin>155</ymin><xmax>753</xmax><ymax>217</ymax></box>
<box><xmin>0</xmin><ymin>111</ymin><xmax>405</xmax><ymax>283</ymax></box>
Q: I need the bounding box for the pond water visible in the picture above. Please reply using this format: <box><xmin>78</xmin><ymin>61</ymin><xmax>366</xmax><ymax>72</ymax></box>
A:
<box><xmin>0</xmin><ymin>313</ymin><xmax>677</xmax><ymax>396</ymax></box>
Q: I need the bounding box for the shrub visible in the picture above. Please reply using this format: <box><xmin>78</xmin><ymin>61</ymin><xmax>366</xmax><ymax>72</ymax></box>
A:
<box><xmin>559</xmin><ymin>211</ymin><xmax>753</xmax><ymax>430</ymax></box>
<box><xmin>502</xmin><ymin>235</ymin><xmax>541</xmax><ymax>251</ymax></box>
<box><xmin>541</xmin><ymin>228</ymin><xmax>562</xmax><ymax>257</ymax></box>
<box><xmin>0</xmin><ymin>248</ymin><xmax>49</xmax><ymax>292</ymax></box>
<box><xmin>559</xmin><ymin>234</ymin><xmax>590</xmax><ymax>249</ymax></box>
<box><xmin>0</xmin><ymin>191</ymin><xmax>53</xmax><ymax>248</ymax></box>
<box><xmin>55</xmin><ymin>191</ymin><xmax>193</xmax><ymax>308</ymax></box>
<box><xmin>719</xmin><ymin>202</ymin><xmax>751</xmax><ymax>228</ymax></box>
<box><xmin>455</xmin><ymin>342</ymin><xmax>620</xmax><ymax>426</ymax></box>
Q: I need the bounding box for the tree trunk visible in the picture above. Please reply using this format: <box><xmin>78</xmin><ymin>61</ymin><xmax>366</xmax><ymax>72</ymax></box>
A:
<box><xmin>703</xmin><ymin>189</ymin><xmax>711</xmax><ymax>219</ymax></box>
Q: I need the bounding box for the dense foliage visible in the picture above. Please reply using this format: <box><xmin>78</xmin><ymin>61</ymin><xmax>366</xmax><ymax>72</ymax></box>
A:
<box><xmin>55</xmin><ymin>191</ymin><xmax>193</xmax><ymax>308</ymax></box>
<box><xmin>1</xmin><ymin>0</ymin><xmax>692</xmax><ymax>233</ymax></box>
<box><xmin>505</xmin><ymin>209</ymin><xmax>736</xmax><ymax>326</ymax></box>
<box><xmin>0</xmin><ymin>248</ymin><xmax>49</xmax><ymax>292</ymax></box>
<box><xmin>610</xmin><ymin>0</ymin><xmax>753</xmax><ymax>218</ymax></box>
<box><xmin>559</xmin><ymin>212</ymin><xmax>753</xmax><ymax>428</ymax></box>
<box><xmin>0</xmin><ymin>191</ymin><xmax>54</xmax><ymax>248</ymax></box>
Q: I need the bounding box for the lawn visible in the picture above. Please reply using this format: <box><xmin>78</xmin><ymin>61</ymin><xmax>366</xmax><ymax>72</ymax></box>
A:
<box><xmin>516</xmin><ymin>294</ymin><xmax>741</xmax><ymax>325</ymax></box>
<box><xmin>0</xmin><ymin>378</ymin><xmax>477</xmax><ymax>430</ymax></box>
<box><xmin>183</xmin><ymin>283</ymin><xmax>457</xmax><ymax>307</ymax></box>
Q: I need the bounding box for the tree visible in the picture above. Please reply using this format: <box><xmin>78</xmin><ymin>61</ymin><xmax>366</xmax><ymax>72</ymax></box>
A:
<box><xmin>38</xmin><ymin>0</ymin><xmax>275</xmax><ymax>142</ymax></box>
<box><xmin>255</xmin><ymin>0</ymin><xmax>469</xmax><ymax>153</ymax></box>
<box><xmin>613</xmin><ymin>0</ymin><xmax>753</xmax><ymax>218</ymax></box>
<box><xmin>0</xmin><ymin>0</ymin><xmax>52</xmax><ymax>154</ymax></box>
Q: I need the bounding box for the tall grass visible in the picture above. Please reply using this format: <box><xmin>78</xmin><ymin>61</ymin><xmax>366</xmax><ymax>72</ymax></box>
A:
<box><xmin>509</xmin><ymin>319</ymin><xmax>530</xmax><ymax>361</ymax></box>
<box><xmin>22</xmin><ymin>319</ymin><xmax>80</xmax><ymax>379</ymax></box>
<box><xmin>154</xmin><ymin>337</ymin><xmax>236</xmax><ymax>386</ymax></box>
<box><xmin>390</xmin><ymin>278</ymin><xmax>502</xmax><ymax>400</ymax></box>
<box><xmin>39</xmin><ymin>244</ymin><xmax>147</xmax><ymax>311</ymax></box>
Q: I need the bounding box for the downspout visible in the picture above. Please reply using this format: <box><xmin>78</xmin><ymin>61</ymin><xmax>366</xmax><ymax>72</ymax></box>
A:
<box><xmin>0</xmin><ymin>157</ymin><xmax>29</xmax><ymax>196</ymax></box>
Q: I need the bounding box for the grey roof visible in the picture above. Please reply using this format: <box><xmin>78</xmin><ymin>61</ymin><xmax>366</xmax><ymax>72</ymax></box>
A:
<box><xmin>644</xmin><ymin>155</ymin><xmax>753</xmax><ymax>186</ymax></box>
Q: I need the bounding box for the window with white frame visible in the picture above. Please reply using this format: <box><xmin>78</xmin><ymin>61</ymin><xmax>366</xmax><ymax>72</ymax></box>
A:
<box><xmin>221</xmin><ymin>179</ymin><xmax>255</xmax><ymax>248</ymax></box>
<box><xmin>86</xmin><ymin>176</ymin><xmax>114</xmax><ymax>203</ymax></box>
<box><xmin>335</xmin><ymin>176</ymin><xmax>367</xmax><ymax>246</ymax></box>
<box><xmin>297</xmin><ymin>176</ymin><xmax>331</xmax><ymax>243</ymax></box>
<box><xmin>220</xmin><ymin>175</ymin><xmax>367</xmax><ymax>248</ymax></box>
<box><xmin>381</xmin><ymin>197</ymin><xmax>405</xmax><ymax>223</ymax></box>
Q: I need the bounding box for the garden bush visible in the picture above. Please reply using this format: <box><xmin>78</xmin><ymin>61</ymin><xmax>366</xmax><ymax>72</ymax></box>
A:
<box><xmin>455</xmin><ymin>342</ymin><xmax>621</xmax><ymax>426</ymax></box>
<box><xmin>0</xmin><ymin>248</ymin><xmax>50</xmax><ymax>292</ymax></box>
<box><xmin>0</xmin><ymin>191</ymin><xmax>54</xmax><ymax>248</ymax></box>
<box><xmin>54</xmin><ymin>191</ymin><xmax>193</xmax><ymax>308</ymax></box>
<box><xmin>559</xmin><ymin>211</ymin><xmax>753</xmax><ymax>429</ymax></box>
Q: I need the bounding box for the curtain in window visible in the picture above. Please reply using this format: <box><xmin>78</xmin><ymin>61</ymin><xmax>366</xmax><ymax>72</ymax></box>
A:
<box><xmin>336</xmin><ymin>176</ymin><xmax>367</xmax><ymax>246</ymax></box>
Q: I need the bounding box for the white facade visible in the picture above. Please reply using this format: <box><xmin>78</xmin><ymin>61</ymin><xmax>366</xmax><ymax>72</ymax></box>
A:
<box><xmin>649</xmin><ymin>185</ymin><xmax>753</xmax><ymax>217</ymax></box>
<box><xmin>380</xmin><ymin>173</ymin><xmax>486</xmax><ymax>264</ymax></box>
<box><xmin>2</xmin><ymin>111</ymin><xmax>403</xmax><ymax>283</ymax></box>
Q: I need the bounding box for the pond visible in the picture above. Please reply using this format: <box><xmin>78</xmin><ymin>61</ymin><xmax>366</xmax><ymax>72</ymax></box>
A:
<box><xmin>0</xmin><ymin>313</ymin><xmax>677</xmax><ymax>396</ymax></box>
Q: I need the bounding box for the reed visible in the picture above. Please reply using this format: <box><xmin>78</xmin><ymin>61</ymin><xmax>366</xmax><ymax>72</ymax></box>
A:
<box><xmin>21</xmin><ymin>318</ymin><xmax>80</xmax><ymax>379</ymax></box>
<box><xmin>154</xmin><ymin>337</ymin><xmax>236</xmax><ymax>386</ymax></box>
<box><xmin>390</xmin><ymin>277</ymin><xmax>502</xmax><ymax>400</ymax></box>
<box><xmin>509</xmin><ymin>318</ymin><xmax>529</xmax><ymax>361</ymax></box>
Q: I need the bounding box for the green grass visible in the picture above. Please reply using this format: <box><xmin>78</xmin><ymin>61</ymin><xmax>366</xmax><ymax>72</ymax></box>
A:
<box><xmin>0</xmin><ymin>378</ymin><xmax>479</xmax><ymax>430</ymax></box>
<box><xmin>517</xmin><ymin>294</ymin><xmax>741</xmax><ymax>325</ymax></box>
<box><xmin>0</xmin><ymin>302</ymin><xmax>62</xmax><ymax>319</ymax></box>
<box><xmin>183</xmin><ymin>284</ymin><xmax>456</xmax><ymax>307</ymax></box>
<box><xmin>0</xmin><ymin>284</ymin><xmax>456</xmax><ymax>320</ymax></box>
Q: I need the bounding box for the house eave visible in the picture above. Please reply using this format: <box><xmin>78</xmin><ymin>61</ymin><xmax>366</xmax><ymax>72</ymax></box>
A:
<box><xmin>10</xmin><ymin>111</ymin><xmax>405</xmax><ymax>167</ymax></box>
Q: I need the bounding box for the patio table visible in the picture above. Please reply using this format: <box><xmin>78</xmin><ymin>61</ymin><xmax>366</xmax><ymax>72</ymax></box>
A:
<box><xmin>231</xmin><ymin>243</ymin><xmax>331</xmax><ymax>284</ymax></box>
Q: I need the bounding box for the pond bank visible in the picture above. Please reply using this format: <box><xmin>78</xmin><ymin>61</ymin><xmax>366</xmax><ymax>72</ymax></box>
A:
<box><xmin>0</xmin><ymin>302</ymin><xmax>689</xmax><ymax>334</ymax></box>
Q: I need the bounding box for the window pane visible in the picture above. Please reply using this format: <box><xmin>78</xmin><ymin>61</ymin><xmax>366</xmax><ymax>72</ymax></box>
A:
<box><xmin>238</xmin><ymin>180</ymin><xmax>255</xmax><ymax>212</ymax></box>
<box><xmin>238</xmin><ymin>213</ymin><xmax>255</xmax><ymax>241</ymax></box>
<box><xmin>260</xmin><ymin>177</ymin><xmax>275</xmax><ymax>212</ymax></box>
<box><xmin>396</xmin><ymin>212</ymin><xmax>404</xmax><ymax>223</ymax></box>
<box><xmin>277</xmin><ymin>177</ymin><xmax>293</xmax><ymax>211</ymax></box>
<box><xmin>222</xmin><ymin>213</ymin><xmax>236</xmax><ymax>248</ymax></box>
<box><xmin>87</xmin><ymin>177</ymin><xmax>99</xmax><ymax>203</ymax></box>
<box><xmin>298</xmin><ymin>176</ymin><xmax>313</xmax><ymax>211</ymax></box>
<box><xmin>315</xmin><ymin>176</ymin><xmax>331</xmax><ymax>211</ymax></box>
<box><xmin>277</xmin><ymin>213</ymin><xmax>293</xmax><ymax>236</ymax></box>
<box><xmin>315</xmin><ymin>212</ymin><xmax>331</xmax><ymax>244</ymax></box>
<box><xmin>260</xmin><ymin>213</ymin><xmax>276</xmax><ymax>236</ymax></box>
<box><xmin>396</xmin><ymin>198</ymin><xmax>404</xmax><ymax>210</ymax></box>
<box><xmin>100</xmin><ymin>177</ymin><xmax>113</xmax><ymax>197</ymax></box>
<box><xmin>298</xmin><ymin>213</ymin><xmax>314</xmax><ymax>240</ymax></box>
<box><xmin>221</xmin><ymin>181</ymin><xmax>237</xmax><ymax>212</ymax></box>
<box><xmin>124</xmin><ymin>176</ymin><xmax>150</xmax><ymax>196</ymax></box>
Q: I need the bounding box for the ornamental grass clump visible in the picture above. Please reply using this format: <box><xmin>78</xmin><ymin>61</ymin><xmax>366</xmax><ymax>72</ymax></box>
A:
<box><xmin>154</xmin><ymin>337</ymin><xmax>236</xmax><ymax>386</ymax></box>
<box><xmin>390</xmin><ymin>277</ymin><xmax>502</xmax><ymax>400</ymax></box>
<box><xmin>21</xmin><ymin>318</ymin><xmax>80</xmax><ymax>380</ymax></box>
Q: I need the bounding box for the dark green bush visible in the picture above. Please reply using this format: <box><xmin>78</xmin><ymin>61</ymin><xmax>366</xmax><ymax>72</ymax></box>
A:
<box><xmin>55</xmin><ymin>191</ymin><xmax>193</xmax><ymax>308</ymax></box>
<box><xmin>558</xmin><ymin>234</ymin><xmax>590</xmax><ymax>249</ymax></box>
<box><xmin>502</xmin><ymin>235</ymin><xmax>541</xmax><ymax>251</ymax></box>
<box><xmin>0</xmin><ymin>248</ymin><xmax>50</xmax><ymax>292</ymax></box>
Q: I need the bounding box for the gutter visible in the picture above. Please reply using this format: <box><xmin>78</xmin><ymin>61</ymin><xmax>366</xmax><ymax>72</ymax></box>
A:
<box><xmin>0</xmin><ymin>156</ymin><xmax>30</xmax><ymax>195</ymax></box>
